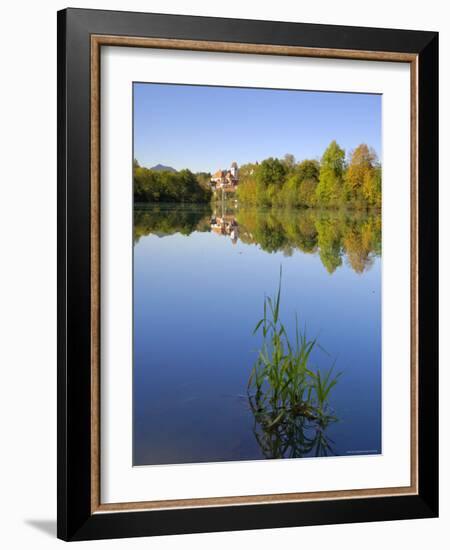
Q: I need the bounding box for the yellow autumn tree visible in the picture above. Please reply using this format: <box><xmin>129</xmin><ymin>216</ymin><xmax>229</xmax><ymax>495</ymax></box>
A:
<box><xmin>344</xmin><ymin>144</ymin><xmax>380</xmax><ymax>207</ymax></box>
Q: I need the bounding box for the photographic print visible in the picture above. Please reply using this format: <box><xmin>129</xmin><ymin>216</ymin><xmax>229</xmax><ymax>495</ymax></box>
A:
<box><xmin>58</xmin><ymin>11</ymin><xmax>438</xmax><ymax>539</ymax></box>
<box><xmin>132</xmin><ymin>83</ymin><xmax>382</xmax><ymax>466</ymax></box>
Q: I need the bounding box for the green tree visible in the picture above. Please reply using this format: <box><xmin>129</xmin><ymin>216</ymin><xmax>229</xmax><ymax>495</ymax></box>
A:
<box><xmin>255</xmin><ymin>158</ymin><xmax>287</xmax><ymax>206</ymax></box>
<box><xmin>133</xmin><ymin>165</ymin><xmax>212</xmax><ymax>203</ymax></box>
<box><xmin>316</xmin><ymin>141</ymin><xmax>346</xmax><ymax>206</ymax></box>
<box><xmin>297</xmin><ymin>159</ymin><xmax>319</xmax><ymax>180</ymax></box>
<box><xmin>236</xmin><ymin>163</ymin><xmax>258</xmax><ymax>204</ymax></box>
<box><xmin>195</xmin><ymin>172</ymin><xmax>212</xmax><ymax>189</ymax></box>
<box><xmin>279</xmin><ymin>160</ymin><xmax>319</xmax><ymax>207</ymax></box>
<box><xmin>282</xmin><ymin>153</ymin><xmax>296</xmax><ymax>171</ymax></box>
<box><xmin>362</xmin><ymin>165</ymin><xmax>382</xmax><ymax>208</ymax></box>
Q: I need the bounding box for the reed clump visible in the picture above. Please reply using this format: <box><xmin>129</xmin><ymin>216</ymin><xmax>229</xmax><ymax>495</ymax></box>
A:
<box><xmin>248</xmin><ymin>268</ymin><xmax>341</xmax><ymax>438</ymax></box>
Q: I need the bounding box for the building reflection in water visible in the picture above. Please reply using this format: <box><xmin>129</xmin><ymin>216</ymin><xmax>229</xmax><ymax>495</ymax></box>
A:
<box><xmin>210</xmin><ymin>214</ymin><xmax>239</xmax><ymax>245</ymax></box>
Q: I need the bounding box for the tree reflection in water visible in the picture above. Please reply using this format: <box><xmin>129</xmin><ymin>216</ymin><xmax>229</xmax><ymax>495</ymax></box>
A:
<box><xmin>134</xmin><ymin>203</ymin><xmax>381</xmax><ymax>275</ymax></box>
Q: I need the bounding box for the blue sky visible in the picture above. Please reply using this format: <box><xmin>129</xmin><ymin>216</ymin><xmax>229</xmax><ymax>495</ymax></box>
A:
<box><xmin>133</xmin><ymin>83</ymin><xmax>381</xmax><ymax>173</ymax></box>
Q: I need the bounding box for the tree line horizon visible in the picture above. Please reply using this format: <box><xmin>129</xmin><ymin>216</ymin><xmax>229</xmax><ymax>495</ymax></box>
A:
<box><xmin>133</xmin><ymin>141</ymin><xmax>381</xmax><ymax>209</ymax></box>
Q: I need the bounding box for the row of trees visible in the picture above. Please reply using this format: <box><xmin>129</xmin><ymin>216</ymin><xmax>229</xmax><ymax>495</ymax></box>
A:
<box><xmin>236</xmin><ymin>142</ymin><xmax>381</xmax><ymax>209</ymax></box>
<box><xmin>133</xmin><ymin>160</ymin><xmax>212</xmax><ymax>203</ymax></box>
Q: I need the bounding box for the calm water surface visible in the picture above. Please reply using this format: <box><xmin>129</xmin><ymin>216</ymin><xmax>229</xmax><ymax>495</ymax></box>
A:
<box><xmin>133</xmin><ymin>204</ymin><xmax>381</xmax><ymax>465</ymax></box>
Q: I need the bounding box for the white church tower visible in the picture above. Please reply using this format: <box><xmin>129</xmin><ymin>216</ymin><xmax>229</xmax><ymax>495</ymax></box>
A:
<box><xmin>230</xmin><ymin>161</ymin><xmax>239</xmax><ymax>180</ymax></box>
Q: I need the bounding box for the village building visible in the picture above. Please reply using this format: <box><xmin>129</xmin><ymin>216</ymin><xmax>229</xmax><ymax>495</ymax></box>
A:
<box><xmin>210</xmin><ymin>161</ymin><xmax>239</xmax><ymax>190</ymax></box>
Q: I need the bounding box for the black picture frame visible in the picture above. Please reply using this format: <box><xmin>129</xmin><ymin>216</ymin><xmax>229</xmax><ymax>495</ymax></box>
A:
<box><xmin>57</xmin><ymin>7</ymin><xmax>438</xmax><ymax>541</ymax></box>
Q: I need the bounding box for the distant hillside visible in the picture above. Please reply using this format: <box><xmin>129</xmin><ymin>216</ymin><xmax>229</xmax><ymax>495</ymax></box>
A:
<box><xmin>150</xmin><ymin>164</ymin><xmax>177</xmax><ymax>172</ymax></box>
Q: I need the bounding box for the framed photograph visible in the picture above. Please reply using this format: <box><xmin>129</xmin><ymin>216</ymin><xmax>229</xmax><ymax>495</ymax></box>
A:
<box><xmin>57</xmin><ymin>8</ymin><xmax>438</xmax><ymax>541</ymax></box>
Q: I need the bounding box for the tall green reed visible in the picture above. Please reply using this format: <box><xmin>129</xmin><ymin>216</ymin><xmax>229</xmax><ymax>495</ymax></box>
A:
<box><xmin>248</xmin><ymin>267</ymin><xmax>341</xmax><ymax>434</ymax></box>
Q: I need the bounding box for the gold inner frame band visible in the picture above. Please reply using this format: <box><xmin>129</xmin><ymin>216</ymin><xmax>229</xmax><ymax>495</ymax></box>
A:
<box><xmin>90</xmin><ymin>35</ymin><xmax>419</xmax><ymax>514</ymax></box>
